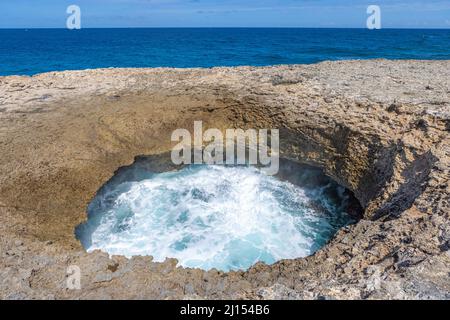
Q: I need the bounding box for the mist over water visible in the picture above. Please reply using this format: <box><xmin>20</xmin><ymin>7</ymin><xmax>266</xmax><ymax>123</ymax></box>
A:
<box><xmin>76</xmin><ymin>160</ymin><xmax>356</xmax><ymax>271</ymax></box>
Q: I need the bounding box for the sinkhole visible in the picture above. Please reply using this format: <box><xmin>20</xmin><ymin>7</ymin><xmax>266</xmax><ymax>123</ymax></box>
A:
<box><xmin>76</xmin><ymin>156</ymin><xmax>362</xmax><ymax>272</ymax></box>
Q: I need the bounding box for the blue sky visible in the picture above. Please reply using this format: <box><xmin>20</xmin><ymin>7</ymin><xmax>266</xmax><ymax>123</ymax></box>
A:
<box><xmin>1</xmin><ymin>0</ymin><xmax>449</xmax><ymax>28</ymax></box>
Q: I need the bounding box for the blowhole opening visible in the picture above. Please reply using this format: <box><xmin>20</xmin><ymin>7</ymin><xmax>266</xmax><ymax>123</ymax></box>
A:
<box><xmin>75</xmin><ymin>155</ymin><xmax>362</xmax><ymax>272</ymax></box>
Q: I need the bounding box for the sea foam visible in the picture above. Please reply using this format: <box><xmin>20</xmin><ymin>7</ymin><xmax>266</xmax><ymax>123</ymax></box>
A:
<box><xmin>76</xmin><ymin>164</ymin><xmax>353</xmax><ymax>271</ymax></box>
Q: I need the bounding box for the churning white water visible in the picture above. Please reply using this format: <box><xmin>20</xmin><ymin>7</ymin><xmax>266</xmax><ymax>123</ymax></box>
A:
<box><xmin>76</xmin><ymin>162</ymin><xmax>355</xmax><ymax>271</ymax></box>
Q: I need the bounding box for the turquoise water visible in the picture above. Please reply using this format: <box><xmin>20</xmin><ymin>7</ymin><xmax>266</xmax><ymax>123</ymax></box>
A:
<box><xmin>1</xmin><ymin>28</ymin><xmax>449</xmax><ymax>76</ymax></box>
<box><xmin>76</xmin><ymin>162</ymin><xmax>355</xmax><ymax>271</ymax></box>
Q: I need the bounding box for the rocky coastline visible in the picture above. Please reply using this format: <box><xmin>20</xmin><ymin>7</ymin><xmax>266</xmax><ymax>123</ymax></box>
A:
<box><xmin>0</xmin><ymin>60</ymin><xmax>449</xmax><ymax>299</ymax></box>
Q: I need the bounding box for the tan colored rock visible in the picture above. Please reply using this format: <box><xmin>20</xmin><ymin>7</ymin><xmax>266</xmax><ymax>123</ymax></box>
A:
<box><xmin>0</xmin><ymin>60</ymin><xmax>449</xmax><ymax>299</ymax></box>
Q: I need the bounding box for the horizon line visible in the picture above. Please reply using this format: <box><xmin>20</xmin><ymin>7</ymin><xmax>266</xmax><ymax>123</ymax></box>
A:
<box><xmin>1</xmin><ymin>26</ymin><xmax>450</xmax><ymax>30</ymax></box>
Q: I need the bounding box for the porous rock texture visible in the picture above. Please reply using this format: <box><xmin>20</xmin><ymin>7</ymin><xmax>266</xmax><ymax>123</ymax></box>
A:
<box><xmin>0</xmin><ymin>60</ymin><xmax>449</xmax><ymax>299</ymax></box>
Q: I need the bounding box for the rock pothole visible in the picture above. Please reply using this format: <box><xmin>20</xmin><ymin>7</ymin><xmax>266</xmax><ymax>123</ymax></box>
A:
<box><xmin>0</xmin><ymin>60</ymin><xmax>448</xmax><ymax>299</ymax></box>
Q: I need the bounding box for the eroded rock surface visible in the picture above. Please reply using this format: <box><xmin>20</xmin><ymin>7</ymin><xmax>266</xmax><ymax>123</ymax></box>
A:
<box><xmin>0</xmin><ymin>60</ymin><xmax>449</xmax><ymax>299</ymax></box>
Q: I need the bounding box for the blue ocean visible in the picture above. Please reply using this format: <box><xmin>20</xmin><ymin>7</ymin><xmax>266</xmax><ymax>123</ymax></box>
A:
<box><xmin>0</xmin><ymin>28</ymin><xmax>449</xmax><ymax>76</ymax></box>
